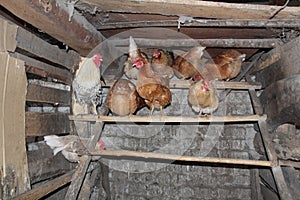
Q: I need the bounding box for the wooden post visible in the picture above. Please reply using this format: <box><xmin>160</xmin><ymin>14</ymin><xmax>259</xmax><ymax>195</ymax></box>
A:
<box><xmin>0</xmin><ymin>53</ymin><xmax>30</xmax><ymax>198</ymax></box>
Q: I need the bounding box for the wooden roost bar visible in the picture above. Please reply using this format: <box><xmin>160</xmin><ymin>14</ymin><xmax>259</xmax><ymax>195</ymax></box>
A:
<box><xmin>1</xmin><ymin>0</ymin><xmax>300</xmax><ymax>200</ymax></box>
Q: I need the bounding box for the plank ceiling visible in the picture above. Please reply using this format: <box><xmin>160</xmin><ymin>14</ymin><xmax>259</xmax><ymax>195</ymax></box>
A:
<box><xmin>1</xmin><ymin>0</ymin><xmax>300</xmax><ymax>70</ymax></box>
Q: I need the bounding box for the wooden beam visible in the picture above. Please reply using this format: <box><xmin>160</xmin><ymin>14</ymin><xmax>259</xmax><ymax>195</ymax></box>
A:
<box><xmin>11</xmin><ymin>53</ymin><xmax>72</xmax><ymax>84</ymax></box>
<box><xmin>69</xmin><ymin>114</ymin><xmax>267</xmax><ymax>123</ymax></box>
<box><xmin>0</xmin><ymin>53</ymin><xmax>30</xmax><ymax>198</ymax></box>
<box><xmin>11</xmin><ymin>170</ymin><xmax>74</xmax><ymax>200</ymax></box>
<box><xmin>27</xmin><ymin>83</ymin><xmax>70</xmax><ymax>105</ymax></box>
<box><xmin>110</xmin><ymin>38</ymin><xmax>280</xmax><ymax>49</ymax></box>
<box><xmin>97</xmin><ymin>19</ymin><xmax>300</xmax><ymax>30</ymax></box>
<box><xmin>79</xmin><ymin>0</ymin><xmax>300</xmax><ymax>19</ymax></box>
<box><xmin>25</xmin><ymin>112</ymin><xmax>70</xmax><ymax>137</ymax></box>
<box><xmin>0</xmin><ymin>0</ymin><xmax>105</xmax><ymax>56</ymax></box>
<box><xmin>0</xmin><ymin>17</ymin><xmax>80</xmax><ymax>69</ymax></box>
<box><xmin>27</xmin><ymin>141</ymin><xmax>75</xmax><ymax>184</ymax></box>
<box><xmin>103</xmin><ymin>80</ymin><xmax>262</xmax><ymax>90</ymax></box>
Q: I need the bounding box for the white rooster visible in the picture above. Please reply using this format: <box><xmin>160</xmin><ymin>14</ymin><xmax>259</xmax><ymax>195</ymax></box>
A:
<box><xmin>44</xmin><ymin>135</ymin><xmax>106</xmax><ymax>162</ymax></box>
<box><xmin>72</xmin><ymin>53</ymin><xmax>103</xmax><ymax>114</ymax></box>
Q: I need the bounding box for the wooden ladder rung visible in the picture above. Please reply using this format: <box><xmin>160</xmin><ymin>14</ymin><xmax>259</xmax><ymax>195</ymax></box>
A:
<box><xmin>69</xmin><ymin>114</ymin><xmax>267</xmax><ymax>123</ymax></box>
<box><xmin>102</xmin><ymin>80</ymin><xmax>262</xmax><ymax>90</ymax></box>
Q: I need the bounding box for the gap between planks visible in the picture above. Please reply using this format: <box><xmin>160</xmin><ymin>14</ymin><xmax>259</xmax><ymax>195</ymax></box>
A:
<box><xmin>69</xmin><ymin>114</ymin><xmax>267</xmax><ymax>123</ymax></box>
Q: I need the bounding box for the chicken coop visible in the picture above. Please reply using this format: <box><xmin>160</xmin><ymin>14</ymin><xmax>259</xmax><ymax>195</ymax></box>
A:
<box><xmin>1</xmin><ymin>0</ymin><xmax>300</xmax><ymax>199</ymax></box>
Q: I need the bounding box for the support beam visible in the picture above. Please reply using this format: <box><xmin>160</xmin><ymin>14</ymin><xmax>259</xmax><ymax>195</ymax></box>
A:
<box><xmin>97</xmin><ymin>19</ymin><xmax>300</xmax><ymax>30</ymax></box>
<box><xmin>110</xmin><ymin>38</ymin><xmax>281</xmax><ymax>49</ymax></box>
<box><xmin>0</xmin><ymin>53</ymin><xmax>30</xmax><ymax>198</ymax></box>
<box><xmin>0</xmin><ymin>0</ymin><xmax>105</xmax><ymax>56</ymax></box>
<box><xmin>79</xmin><ymin>0</ymin><xmax>300</xmax><ymax>19</ymax></box>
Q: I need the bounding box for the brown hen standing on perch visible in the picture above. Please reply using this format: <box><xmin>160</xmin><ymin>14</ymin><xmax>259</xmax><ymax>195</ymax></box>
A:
<box><xmin>129</xmin><ymin>37</ymin><xmax>172</xmax><ymax>116</ymax></box>
<box><xmin>107</xmin><ymin>79</ymin><xmax>145</xmax><ymax>116</ymax></box>
<box><xmin>188</xmin><ymin>78</ymin><xmax>219</xmax><ymax>116</ymax></box>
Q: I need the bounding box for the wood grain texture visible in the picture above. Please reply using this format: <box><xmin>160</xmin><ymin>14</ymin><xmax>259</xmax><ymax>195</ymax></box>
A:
<box><xmin>80</xmin><ymin>0</ymin><xmax>300</xmax><ymax>19</ymax></box>
<box><xmin>27</xmin><ymin>83</ymin><xmax>70</xmax><ymax>105</ymax></box>
<box><xmin>25</xmin><ymin>112</ymin><xmax>70</xmax><ymax>137</ymax></box>
<box><xmin>0</xmin><ymin>53</ymin><xmax>30</xmax><ymax>198</ymax></box>
<box><xmin>0</xmin><ymin>0</ymin><xmax>105</xmax><ymax>56</ymax></box>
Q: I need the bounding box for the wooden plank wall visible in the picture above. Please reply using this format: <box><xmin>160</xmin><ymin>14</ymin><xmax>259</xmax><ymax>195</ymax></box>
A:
<box><xmin>0</xmin><ymin>16</ymin><xmax>79</xmax><ymax>198</ymax></box>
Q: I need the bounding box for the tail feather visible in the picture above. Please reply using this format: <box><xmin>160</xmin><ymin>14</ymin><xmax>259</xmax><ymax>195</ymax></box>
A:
<box><xmin>44</xmin><ymin>135</ymin><xmax>63</xmax><ymax>148</ymax></box>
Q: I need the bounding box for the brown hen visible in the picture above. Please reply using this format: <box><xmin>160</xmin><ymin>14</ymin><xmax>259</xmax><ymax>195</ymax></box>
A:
<box><xmin>188</xmin><ymin>79</ymin><xmax>219</xmax><ymax>116</ymax></box>
<box><xmin>201</xmin><ymin>49</ymin><xmax>246</xmax><ymax>81</ymax></box>
<box><xmin>151</xmin><ymin>49</ymin><xmax>174</xmax><ymax>79</ymax></box>
<box><xmin>172</xmin><ymin>46</ymin><xmax>206</xmax><ymax>80</ymax></box>
<box><xmin>134</xmin><ymin>55</ymin><xmax>172</xmax><ymax>116</ymax></box>
<box><xmin>124</xmin><ymin>36</ymin><xmax>148</xmax><ymax>79</ymax></box>
<box><xmin>107</xmin><ymin>79</ymin><xmax>145</xmax><ymax>116</ymax></box>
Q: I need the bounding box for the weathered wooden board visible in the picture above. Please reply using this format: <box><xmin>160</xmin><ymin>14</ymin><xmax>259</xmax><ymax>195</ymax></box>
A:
<box><xmin>11</xmin><ymin>170</ymin><xmax>74</xmax><ymax>200</ymax></box>
<box><xmin>260</xmin><ymin>74</ymin><xmax>300</xmax><ymax>132</ymax></box>
<box><xmin>0</xmin><ymin>53</ymin><xmax>30</xmax><ymax>198</ymax></box>
<box><xmin>27</xmin><ymin>141</ymin><xmax>75</xmax><ymax>184</ymax></box>
<box><xmin>79</xmin><ymin>0</ymin><xmax>300</xmax><ymax>19</ymax></box>
<box><xmin>11</xmin><ymin>53</ymin><xmax>72</xmax><ymax>84</ymax></box>
<box><xmin>0</xmin><ymin>17</ymin><xmax>80</xmax><ymax>69</ymax></box>
<box><xmin>25</xmin><ymin>112</ymin><xmax>70</xmax><ymax>137</ymax></box>
<box><xmin>110</xmin><ymin>38</ymin><xmax>281</xmax><ymax>48</ymax></box>
<box><xmin>253</xmin><ymin>36</ymin><xmax>300</xmax><ymax>88</ymax></box>
<box><xmin>0</xmin><ymin>0</ymin><xmax>105</xmax><ymax>56</ymax></box>
<box><xmin>27</xmin><ymin>83</ymin><xmax>70</xmax><ymax>105</ymax></box>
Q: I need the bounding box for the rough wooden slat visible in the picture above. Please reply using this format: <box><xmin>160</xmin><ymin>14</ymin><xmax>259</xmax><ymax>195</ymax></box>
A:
<box><xmin>0</xmin><ymin>53</ymin><xmax>31</xmax><ymax>198</ymax></box>
<box><xmin>11</xmin><ymin>52</ymin><xmax>72</xmax><ymax>84</ymax></box>
<box><xmin>27</xmin><ymin>141</ymin><xmax>75</xmax><ymax>184</ymax></box>
<box><xmin>80</xmin><ymin>0</ymin><xmax>300</xmax><ymax>19</ymax></box>
<box><xmin>27</xmin><ymin>83</ymin><xmax>70</xmax><ymax>105</ymax></box>
<box><xmin>110</xmin><ymin>38</ymin><xmax>280</xmax><ymax>48</ymax></box>
<box><xmin>25</xmin><ymin>112</ymin><xmax>70</xmax><ymax>137</ymax></box>
<box><xmin>69</xmin><ymin>114</ymin><xmax>267</xmax><ymax>123</ymax></box>
<box><xmin>0</xmin><ymin>17</ymin><xmax>80</xmax><ymax>69</ymax></box>
<box><xmin>97</xmin><ymin>19</ymin><xmax>300</xmax><ymax>30</ymax></box>
<box><xmin>0</xmin><ymin>0</ymin><xmax>105</xmax><ymax>56</ymax></box>
<box><xmin>11</xmin><ymin>170</ymin><xmax>74</xmax><ymax>200</ymax></box>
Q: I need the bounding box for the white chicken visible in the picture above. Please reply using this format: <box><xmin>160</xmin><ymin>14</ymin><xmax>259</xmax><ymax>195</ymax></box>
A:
<box><xmin>72</xmin><ymin>53</ymin><xmax>103</xmax><ymax>114</ymax></box>
<box><xmin>44</xmin><ymin>135</ymin><xmax>105</xmax><ymax>162</ymax></box>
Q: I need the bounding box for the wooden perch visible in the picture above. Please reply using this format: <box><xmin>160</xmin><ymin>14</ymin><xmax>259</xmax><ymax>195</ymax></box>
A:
<box><xmin>89</xmin><ymin>150</ymin><xmax>273</xmax><ymax>167</ymax></box>
<box><xmin>69</xmin><ymin>114</ymin><xmax>267</xmax><ymax>123</ymax></box>
<box><xmin>103</xmin><ymin>80</ymin><xmax>262</xmax><ymax>90</ymax></box>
